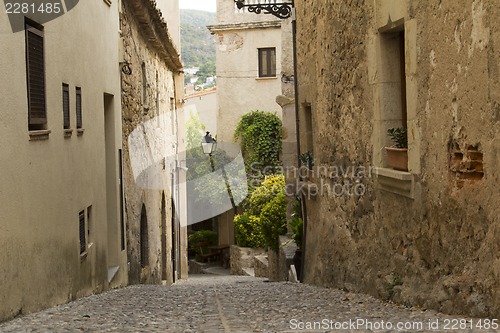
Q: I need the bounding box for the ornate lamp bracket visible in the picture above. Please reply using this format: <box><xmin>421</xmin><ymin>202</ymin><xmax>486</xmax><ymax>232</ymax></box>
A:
<box><xmin>234</xmin><ymin>0</ymin><xmax>293</xmax><ymax>19</ymax></box>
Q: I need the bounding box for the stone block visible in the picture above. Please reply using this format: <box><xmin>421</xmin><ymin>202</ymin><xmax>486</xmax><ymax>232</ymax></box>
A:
<box><xmin>230</xmin><ymin>245</ymin><xmax>265</xmax><ymax>276</ymax></box>
<box><xmin>254</xmin><ymin>255</ymin><xmax>269</xmax><ymax>278</ymax></box>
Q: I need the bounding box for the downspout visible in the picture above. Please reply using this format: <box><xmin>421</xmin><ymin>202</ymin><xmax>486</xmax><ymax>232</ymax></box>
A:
<box><xmin>291</xmin><ymin>2</ymin><xmax>307</xmax><ymax>283</ymax></box>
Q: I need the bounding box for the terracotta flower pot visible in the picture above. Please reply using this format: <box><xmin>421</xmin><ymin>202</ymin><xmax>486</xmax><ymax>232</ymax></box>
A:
<box><xmin>385</xmin><ymin>147</ymin><xmax>408</xmax><ymax>171</ymax></box>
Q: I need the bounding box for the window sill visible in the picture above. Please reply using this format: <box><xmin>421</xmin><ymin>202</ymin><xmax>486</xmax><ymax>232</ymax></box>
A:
<box><xmin>29</xmin><ymin>130</ymin><xmax>51</xmax><ymax>141</ymax></box>
<box><xmin>256</xmin><ymin>76</ymin><xmax>278</xmax><ymax>81</ymax></box>
<box><xmin>373</xmin><ymin>167</ymin><xmax>414</xmax><ymax>199</ymax></box>
<box><xmin>80</xmin><ymin>243</ymin><xmax>93</xmax><ymax>262</ymax></box>
<box><xmin>76</xmin><ymin>128</ymin><xmax>85</xmax><ymax>136</ymax></box>
<box><xmin>64</xmin><ymin>129</ymin><xmax>73</xmax><ymax>138</ymax></box>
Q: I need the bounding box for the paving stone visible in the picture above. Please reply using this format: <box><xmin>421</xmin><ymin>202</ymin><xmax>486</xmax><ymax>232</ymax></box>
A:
<box><xmin>0</xmin><ymin>274</ymin><xmax>497</xmax><ymax>332</ymax></box>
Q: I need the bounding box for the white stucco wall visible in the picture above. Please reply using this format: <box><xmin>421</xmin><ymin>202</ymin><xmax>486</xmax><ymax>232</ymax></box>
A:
<box><xmin>0</xmin><ymin>1</ymin><xmax>126</xmax><ymax>321</ymax></box>
<box><xmin>184</xmin><ymin>91</ymin><xmax>217</xmax><ymax>133</ymax></box>
<box><xmin>211</xmin><ymin>24</ymin><xmax>283</xmax><ymax>143</ymax></box>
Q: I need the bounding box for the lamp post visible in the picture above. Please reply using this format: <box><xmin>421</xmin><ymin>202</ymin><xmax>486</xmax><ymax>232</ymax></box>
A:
<box><xmin>233</xmin><ymin>0</ymin><xmax>306</xmax><ymax>283</ymax></box>
<box><xmin>200</xmin><ymin>132</ymin><xmax>237</xmax><ymax>215</ymax></box>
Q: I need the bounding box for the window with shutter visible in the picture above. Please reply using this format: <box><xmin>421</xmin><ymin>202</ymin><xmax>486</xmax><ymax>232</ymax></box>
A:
<box><xmin>258</xmin><ymin>47</ymin><xmax>276</xmax><ymax>78</ymax></box>
<box><xmin>25</xmin><ymin>21</ymin><xmax>47</xmax><ymax>130</ymax></box>
<box><xmin>76</xmin><ymin>87</ymin><xmax>82</xmax><ymax>129</ymax></box>
<box><xmin>62</xmin><ymin>83</ymin><xmax>70</xmax><ymax>129</ymax></box>
<box><xmin>79</xmin><ymin>210</ymin><xmax>86</xmax><ymax>254</ymax></box>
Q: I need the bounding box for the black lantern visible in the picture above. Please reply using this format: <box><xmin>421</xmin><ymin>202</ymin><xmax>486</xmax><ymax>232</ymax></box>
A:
<box><xmin>201</xmin><ymin>131</ymin><xmax>217</xmax><ymax>155</ymax></box>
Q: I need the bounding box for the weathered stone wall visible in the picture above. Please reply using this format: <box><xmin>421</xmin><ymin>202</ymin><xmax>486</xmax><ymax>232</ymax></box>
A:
<box><xmin>295</xmin><ymin>0</ymin><xmax>499</xmax><ymax>317</ymax></box>
<box><xmin>121</xmin><ymin>0</ymin><xmax>180</xmax><ymax>285</ymax></box>
<box><xmin>230</xmin><ymin>245</ymin><xmax>265</xmax><ymax>275</ymax></box>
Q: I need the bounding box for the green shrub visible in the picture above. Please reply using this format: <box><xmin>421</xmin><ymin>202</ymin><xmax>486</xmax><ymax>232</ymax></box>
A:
<box><xmin>188</xmin><ymin>229</ymin><xmax>218</xmax><ymax>245</ymax></box>
<box><xmin>260</xmin><ymin>192</ymin><xmax>287</xmax><ymax>252</ymax></box>
<box><xmin>233</xmin><ymin>174</ymin><xmax>287</xmax><ymax>251</ymax></box>
<box><xmin>234</xmin><ymin>213</ymin><xmax>265</xmax><ymax>248</ymax></box>
<box><xmin>188</xmin><ymin>230</ymin><xmax>218</xmax><ymax>249</ymax></box>
<box><xmin>248</xmin><ymin>174</ymin><xmax>285</xmax><ymax>216</ymax></box>
<box><xmin>188</xmin><ymin>230</ymin><xmax>218</xmax><ymax>262</ymax></box>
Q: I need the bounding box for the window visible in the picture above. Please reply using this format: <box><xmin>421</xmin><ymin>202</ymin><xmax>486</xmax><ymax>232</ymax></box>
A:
<box><xmin>87</xmin><ymin>205</ymin><xmax>92</xmax><ymax>244</ymax></box>
<box><xmin>79</xmin><ymin>210</ymin><xmax>86</xmax><ymax>254</ymax></box>
<box><xmin>25</xmin><ymin>20</ymin><xmax>46</xmax><ymax>130</ymax></box>
<box><xmin>258</xmin><ymin>47</ymin><xmax>276</xmax><ymax>77</ymax></box>
<box><xmin>303</xmin><ymin>104</ymin><xmax>313</xmax><ymax>153</ymax></box>
<box><xmin>381</xmin><ymin>30</ymin><xmax>407</xmax><ymax>170</ymax></box>
<box><xmin>142</xmin><ymin>62</ymin><xmax>148</xmax><ymax>114</ymax></box>
<box><xmin>140</xmin><ymin>204</ymin><xmax>149</xmax><ymax>268</ymax></box>
<box><xmin>76</xmin><ymin>87</ymin><xmax>82</xmax><ymax>129</ymax></box>
<box><xmin>62</xmin><ymin>83</ymin><xmax>70</xmax><ymax>129</ymax></box>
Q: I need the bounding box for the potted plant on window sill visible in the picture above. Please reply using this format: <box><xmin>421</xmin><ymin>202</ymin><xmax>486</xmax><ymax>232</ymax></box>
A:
<box><xmin>385</xmin><ymin>127</ymin><xmax>408</xmax><ymax>171</ymax></box>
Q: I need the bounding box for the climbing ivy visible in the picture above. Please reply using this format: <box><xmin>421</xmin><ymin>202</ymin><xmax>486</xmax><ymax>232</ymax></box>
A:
<box><xmin>234</xmin><ymin>110</ymin><xmax>282</xmax><ymax>177</ymax></box>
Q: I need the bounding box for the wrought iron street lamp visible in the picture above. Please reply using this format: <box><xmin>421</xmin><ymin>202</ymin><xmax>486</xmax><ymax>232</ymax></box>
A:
<box><xmin>234</xmin><ymin>0</ymin><xmax>293</xmax><ymax>19</ymax></box>
<box><xmin>201</xmin><ymin>131</ymin><xmax>217</xmax><ymax>156</ymax></box>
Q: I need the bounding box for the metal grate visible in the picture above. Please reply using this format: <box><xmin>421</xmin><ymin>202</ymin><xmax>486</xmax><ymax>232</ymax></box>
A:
<box><xmin>26</xmin><ymin>22</ymin><xmax>47</xmax><ymax>128</ymax></box>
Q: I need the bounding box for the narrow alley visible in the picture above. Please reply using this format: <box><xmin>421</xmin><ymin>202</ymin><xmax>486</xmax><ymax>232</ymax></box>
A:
<box><xmin>0</xmin><ymin>272</ymin><xmax>495</xmax><ymax>333</ymax></box>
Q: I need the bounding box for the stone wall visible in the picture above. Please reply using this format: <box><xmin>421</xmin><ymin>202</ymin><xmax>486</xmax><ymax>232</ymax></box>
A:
<box><xmin>230</xmin><ymin>245</ymin><xmax>265</xmax><ymax>275</ymax></box>
<box><xmin>295</xmin><ymin>0</ymin><xmax>499</xmax><ymax>317</ymax></box>
<box><xmin>121</xmin><ymin>0</ymin><xmax>182</xmax><ymax>285</ymax></box>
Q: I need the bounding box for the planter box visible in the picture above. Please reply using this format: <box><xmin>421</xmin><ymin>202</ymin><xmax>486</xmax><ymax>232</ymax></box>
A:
<box><xmin>385</xmin><ymin>147</ymin><xmax>408</xmax><ymax>171</ymax></box>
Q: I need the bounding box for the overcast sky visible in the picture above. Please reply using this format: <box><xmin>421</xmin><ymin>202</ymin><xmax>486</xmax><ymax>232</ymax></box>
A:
<box><xmin>179</xmin><ymin>0</ymin><xmax>216</xmax><ymax>12</ymax></box>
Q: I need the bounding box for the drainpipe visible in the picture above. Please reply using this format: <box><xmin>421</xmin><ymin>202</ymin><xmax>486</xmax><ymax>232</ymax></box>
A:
<box><xmin>291</xmin><ymin>3</ymin><xmax>307</xmax><ymax>283</ymax></box>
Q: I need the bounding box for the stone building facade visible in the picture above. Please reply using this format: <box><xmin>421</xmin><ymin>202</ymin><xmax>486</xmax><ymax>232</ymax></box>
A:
<box><xmin>295</xmin><ymin>0</ymin><xmax>499</xmax><ymax>317</ymax></box>
<box><xmin>0</xmin><ymin>0</ymin><xmax>127</xmax><ymax>321</ymax></box>
<box><xmin>120</xmin><ymin>0</ymin><xmax>187</xmax><ymax>285</ymax></box>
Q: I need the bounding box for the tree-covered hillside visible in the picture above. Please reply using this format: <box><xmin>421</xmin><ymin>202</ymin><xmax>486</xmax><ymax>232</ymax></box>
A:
<box><xmin>180</xmin><ymin>9</ymin><xmax>216</xmax><ymax>69</ymax></box>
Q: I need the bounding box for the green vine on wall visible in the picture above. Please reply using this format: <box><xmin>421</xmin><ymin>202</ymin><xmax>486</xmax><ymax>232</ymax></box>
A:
<box><xmin>234</xmin><ymin>110</ymin><xmax>282</xmax><ymax>177</ymax></box>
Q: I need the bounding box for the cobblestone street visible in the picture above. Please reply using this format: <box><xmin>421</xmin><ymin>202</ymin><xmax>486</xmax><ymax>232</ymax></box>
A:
<box><xmin>0</xmin><ymin>274</ymin><xmax>497</xmax><ymax>333</ymax></box>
